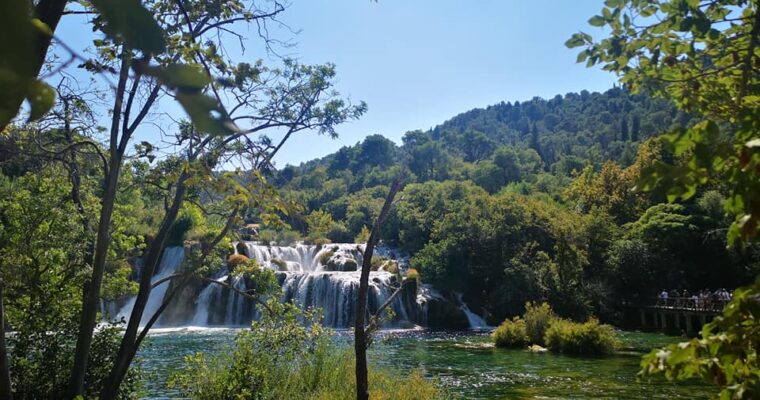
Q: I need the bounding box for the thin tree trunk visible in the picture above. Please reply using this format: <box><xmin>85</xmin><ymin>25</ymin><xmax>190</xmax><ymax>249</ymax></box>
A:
<box><xmin>354</xmin><ymin>178</ymin><xmax>402</xmax><ymax>400</ymax></box>
<box><xmin>0</xmin><ymin>284</ymin><xmax>13</xmax><ymax>400</ymax></box>
<box><xmin>67</xmin><ymin>52</ymin><xmax>130</xmax><ymax>399</ymax></box>
<box><xmin>99</xmin><ymin>175</ymin><xmax>188</xmax><ymax>400</ymax></box>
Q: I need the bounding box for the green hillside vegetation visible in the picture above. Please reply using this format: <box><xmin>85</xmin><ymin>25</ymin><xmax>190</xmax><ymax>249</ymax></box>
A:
<box><xmin>273</xmin><ymin>88</ymin><xmax>760</xmax><ymax>323</ymax></box>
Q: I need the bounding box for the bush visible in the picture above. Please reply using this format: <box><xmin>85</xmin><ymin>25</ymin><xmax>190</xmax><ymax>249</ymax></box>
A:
<box><xmin>406</xmin><ymin>268</ymin><xmax>420</xmax><ymax>283</ymax></box>
<box><xmin>9</xmin><ymin>321</ymin><xmax>141</xmax><ymax>399</ymax></box>
<box><xmin>318</xmin><ymin>250</ymin><xmax>335</xmax><ymax>266</ymax></box>
<box><xmin>354</xmin><ymin>225</ymin><xmax>370</xmax><ymax>243</ymax></box>
<box><xmin>277</xmin><ymin>229</ymin><xmax>301</xmax><ymax>246</ymax></box>
<box><xmin>270</xmin><ymin>258</ymin><xmax>288</xmax><ymax>271</ymax></box>
<box><xmin>523</xmin><ymin>302</ymin><xmax>555</xmax><ymax>346</ymax></box>
<box><xmin>343</xmin><ymin>258</ymin><xmax>358</xmax><ymax>271</ymax></box>
<box><xmin>170</xmin><ymin>302</ymin><xmax>442</xmax><ymax>400</ymax></box>
<box><xmin>543</xmin><ymin>318</ymin><xmax>619</xmax><ymax>356</ymax></box>
<box><xmin>227</xmin><ymin>254</ymin><xmax>249</xmax><ymax>267</ymax></box>
<box><xmin>492</xmin><ymin>317</ymin><xmax>528</xmax><ymax>348</ymax></box>
<box><xmin>257</xmin><ymin>229</ymin><xmax>277</xmax><ymax>245</ymax></box>
<box><xmin>312</xmin><ymin>237</ymin><xmax>332</xmax><ymax>246</ymax></box>
<box><xmin>370</xmin><ymin>255</ymin><xmax>387</xmax><ymax>271</ymax></box>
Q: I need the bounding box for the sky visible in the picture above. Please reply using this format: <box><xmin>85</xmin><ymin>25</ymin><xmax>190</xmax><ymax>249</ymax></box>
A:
<box><xmin>55</xmin><ymin>0</ymin><xmax>619</xmax><ymax>166</ymax></box>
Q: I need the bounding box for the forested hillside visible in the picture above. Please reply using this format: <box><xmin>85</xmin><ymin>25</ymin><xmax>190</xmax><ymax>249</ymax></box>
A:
<box><xmin>270</xmin><ymin>87</ymin><xmax>759</xmax><ymax>324</ymax></box>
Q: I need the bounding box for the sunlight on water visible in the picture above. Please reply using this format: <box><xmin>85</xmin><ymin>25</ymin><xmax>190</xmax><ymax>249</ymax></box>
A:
<box><xmin>137</xmin><ymin>329</ymin><xmax>708</xmax><ymax>399</ymax></box>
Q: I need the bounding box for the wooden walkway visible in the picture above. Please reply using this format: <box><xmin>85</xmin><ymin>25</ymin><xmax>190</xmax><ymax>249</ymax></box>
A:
<box><xmin>634</xmin><ymin>297</ymin><xmax>727</xmax><ymax>334</ymax></box>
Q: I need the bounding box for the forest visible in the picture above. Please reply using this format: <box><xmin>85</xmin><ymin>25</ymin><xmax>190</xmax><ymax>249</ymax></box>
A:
<box><xmin>275</xmin><ymin>88</ymin><xmax>759</xmax><ymax>323</ymax></box>
<box><xmin>0</xmin><ymin>0</ymin><xmax>759</xmax><ymax>399</ymax></box>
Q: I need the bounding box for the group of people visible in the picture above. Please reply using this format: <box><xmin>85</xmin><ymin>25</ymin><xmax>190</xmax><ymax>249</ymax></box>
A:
<box><xmin>656</xmin><ymin>288</ymin><xmax>732</xmax><ymax>311</ymax></box>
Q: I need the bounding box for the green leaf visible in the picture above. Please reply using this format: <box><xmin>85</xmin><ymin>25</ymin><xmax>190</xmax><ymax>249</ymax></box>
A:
<box><xmin>565</xmin><ymin>33</ymin><xmax>587</xmax><ymax>48</ymax></box>
<box><xmin>175</xmin><ymin>92</ymin><xmax>240</xmax><ymax>136</ymax></box>
<box><xmin>147</xmin><ymin>64</ymin><xmax>212</xmax><ymax>91</ymax></box>
<box><xmin>0</xmin><ymin>0</ymin><xmax>36</xmax><ymax>128</ymax></box>
<box><xmin>26</xmin><ymin>80</ymin><xmax>55</xmax><ymax>121</ymax></box>
<box><xmin>91</xmin><ymin>0</ymin><xmax>166</xmax><ymax>54</ymax></box>
<box><xmin>31</xmin><ymin>18</ymin><xmax>52</xmax><ymax>37</ymax></box>
<box><xmin>589</xmin><ymin>15</ymin><xmax>606</xmax><ymax>27</ymax></box>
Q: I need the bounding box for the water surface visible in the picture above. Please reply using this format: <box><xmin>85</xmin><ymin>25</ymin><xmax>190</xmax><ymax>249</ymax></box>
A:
<box><xmin>138</xmin><ymin>328</ymin><xmax>707</xmax><ymax>399</ymax></box>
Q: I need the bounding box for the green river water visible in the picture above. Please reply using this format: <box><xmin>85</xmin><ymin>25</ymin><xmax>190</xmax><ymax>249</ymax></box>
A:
<box><xmin>138</xmin><ymin>328</ymin><xmax>707</xmax><ymax>399</ymax></box>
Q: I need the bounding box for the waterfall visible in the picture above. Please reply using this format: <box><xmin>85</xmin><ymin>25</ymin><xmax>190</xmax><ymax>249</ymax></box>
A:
<box><xmin>456</xmin><ymin>292</ymin><xmax>490</xmax><ymax>329</ymax></box>
<box><xmin>190</xmin><ymin>273</ymin><xmax>227</xmax><ymax>326</ymax></box>
<box><xmin>117</xmin><ymin>246</ymin><xmax>186</xmax><ymax>326</ymax></box>
<box><xmin>116</xmin><ymin>243</ymin><xmax>422</xmax><ymax>329</ymax></box>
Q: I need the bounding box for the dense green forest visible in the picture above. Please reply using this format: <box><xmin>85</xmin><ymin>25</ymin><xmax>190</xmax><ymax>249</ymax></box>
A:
<box><xmin>274</xmin><ymin>88</ymin><xmax>760</xmax><ymax>323</ymax></box>
<box><xmin>1</xmin><ymin>0</ymin><xmax>759</xmax><ymax>398</ymax></box>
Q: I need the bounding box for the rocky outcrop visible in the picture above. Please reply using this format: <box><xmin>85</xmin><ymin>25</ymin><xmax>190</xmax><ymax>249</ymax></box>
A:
<box><xmin>420</xmin><ymin>290</ymin><xmax>470</xmax><ymax>329</ymax></box>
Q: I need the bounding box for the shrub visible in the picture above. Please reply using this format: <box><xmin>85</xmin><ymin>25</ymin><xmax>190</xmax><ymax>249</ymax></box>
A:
<box><xmin>383</xmin><ymin>261</ymin><xmax>399</xmax><ymax>275</ymax></box>
<box><xmin>523</xmin><ymin>302</ymin><xmax>555</xmax><ymax>346</ymax></box>
<box><xmin>354</xmin><ymin>225</ymin><xmax>370</xmax><ymax>243</ymax></box>
<box><xmin>9</xmin><ymin>321</ymin><xmax>141</xmax><ymax>399</ymax></box>
<box><xmin>544</xmin><ymin>318</ymin><xmax>619</xmax><ymax>356</ymax></box>
<box><xmin>492</xmin><ymin>317</ymin><xmax>528</xmax><ymax>348</ymax></box>
<box><xmin>343</xmin><ymin>259</ymin><xmax>358</xmax><ymax>271</ymax></box>
<box><xmin>257</xmin><ymin>229</ymin><xmax>277</xmax><ymax>245</ymax></box>
<box><xmin>318</xmin><ymin>250</ymin><xmax>335</xmax><ymax>266</ymax></box>
<box><xmin>406</xmin><ymin>268</ymin><xmax>420</xmax><ymax>283</ymax></box>
<box><xmin>312</xmin><ymin>237</ymin><xmax>332</xmax><ymax>246</ymax></box>
<box><xmin>270</xmin><ymin>258</ymin><xmax>288</xmax><ymax>271</ymax></box>
<box><xmin>227</xmin><ymin>254</ymin><xmax>249</xmax><ymax>267</ymax></box>
<box><xmin>277</xmin><ymin>229</ymin><xmax>301</xmax><ymax>246</ymax></box>
<box><xmin>370</xmin><ymin>255</ymin><xmax>387</xmax><ymax>271</ymax></box>
<box><xmin>170</xmin><ymin>302</ymin><xmax>442</xmax><ymax>400</ymax></box>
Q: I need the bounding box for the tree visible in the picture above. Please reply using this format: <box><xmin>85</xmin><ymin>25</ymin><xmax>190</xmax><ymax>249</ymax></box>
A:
<box><xmin>0</xmin><ymin>1</ymin><xmax>365</xmax><ymax>398</ymax></box>
<box><xmin>305</xmin><ymin>210</ymin><xmax>334</xmax><ymax>242</ymax></box>
<box><xmin>354</xmin><ymin>177</ymin><xmax>404</xmax><ymax>400</ymax></box>
<box><xmin>631</xmin><ymin>114</ymin><xmax>640</xmax><ymax>141</ymax></box>
<box><xmin>621</xmin><ymin>118</ymin><xmax>629</xmax><ymax>141</ymax></box>
<box><xmin>570</xmin><ymin>0</ymin><xmax>760</xmax><ymax>396</ymax></box>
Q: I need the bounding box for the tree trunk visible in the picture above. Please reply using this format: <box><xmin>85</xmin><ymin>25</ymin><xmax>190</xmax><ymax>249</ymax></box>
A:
<box><xmin>67</xmin><ymin>53</ymin><xmax>130</xmax><ymax>399</ymax></box>
<box><xmin>0</xmin><ymin>284</ymin><xmax>13</xmax><ymax>400</ymax></box>
<box><xmin>99</xmin><ymin>176</ymin><xmax>188</xmax><ymax>400</ymax></box>
<box><xmin>354</xmin><ymin>178</ymin><xmax>402</xmax><ymax>400</ymax></box>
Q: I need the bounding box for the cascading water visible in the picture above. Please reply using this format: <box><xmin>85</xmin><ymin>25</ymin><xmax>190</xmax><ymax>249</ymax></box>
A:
<box><xmin>116</xmin><ymin>246</ymin><xmax>186</xmax><ymax>326</ymax></box>
<box><xmin>456</xmin><ymin>292</ymin><xmax>490</xmax><ymax>329</ymax></box>
<box><xmin>116</xmin><ymin>243</ymin><xmax>422</xmax><ymax>329</ymax></box>
<box><xmin>236</xmin><ymin>242</ymin><xmax>418</xmax><ymax>328</ymax></box>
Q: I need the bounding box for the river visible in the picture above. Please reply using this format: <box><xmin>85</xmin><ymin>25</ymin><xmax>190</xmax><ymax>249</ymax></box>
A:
<box><xmin>137</xmin><ymin>328</ymin><xmax>706</xmax><ymax>399</ymax></box>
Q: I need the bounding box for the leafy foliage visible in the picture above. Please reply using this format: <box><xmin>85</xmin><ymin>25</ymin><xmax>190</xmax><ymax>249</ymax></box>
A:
<box><xmin>523</xmin><ymin>302</ymin><xmax>556</xmax><ymax>346</ymax></box>
<box><xmin>640</xmin><ymin>278</ymin><xmax>760</xmax><ymax>399</ymax></box>
<box><xmin>571</xmin><ymin>0</ymin><xmax>760</xmax><ymax>394</ymax></box>
<box><xmin>169</xmin><ymin>301</ymin><xmax>442</xmax><ymax>400</ymax></box>
<box><xmin>544</xmin><ymin>318</ymin><xmax>619</xmax><ymax>356</ymax></box>
<box><xmin>492</xmin><ymin>317</ymin><xmax>529</xmax><ymax>348</ymax></box>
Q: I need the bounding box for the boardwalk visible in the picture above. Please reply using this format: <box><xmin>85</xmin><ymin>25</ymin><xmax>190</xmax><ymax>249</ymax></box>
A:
<box><xmin>635</xmin><ymin>297</ymin><xmax>727</xmax><ymax>335</ymax></box>
<box><xmin>651</xmin><ymin>296</ymin><xmax>728</xmax><ymax>313</ymax></box>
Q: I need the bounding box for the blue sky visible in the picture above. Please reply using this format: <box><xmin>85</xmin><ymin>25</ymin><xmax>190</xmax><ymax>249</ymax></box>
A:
<box><xmin>55</xmin><ymin>0</ymin><xmax>618</xmax><ymax>166</ymax></box>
